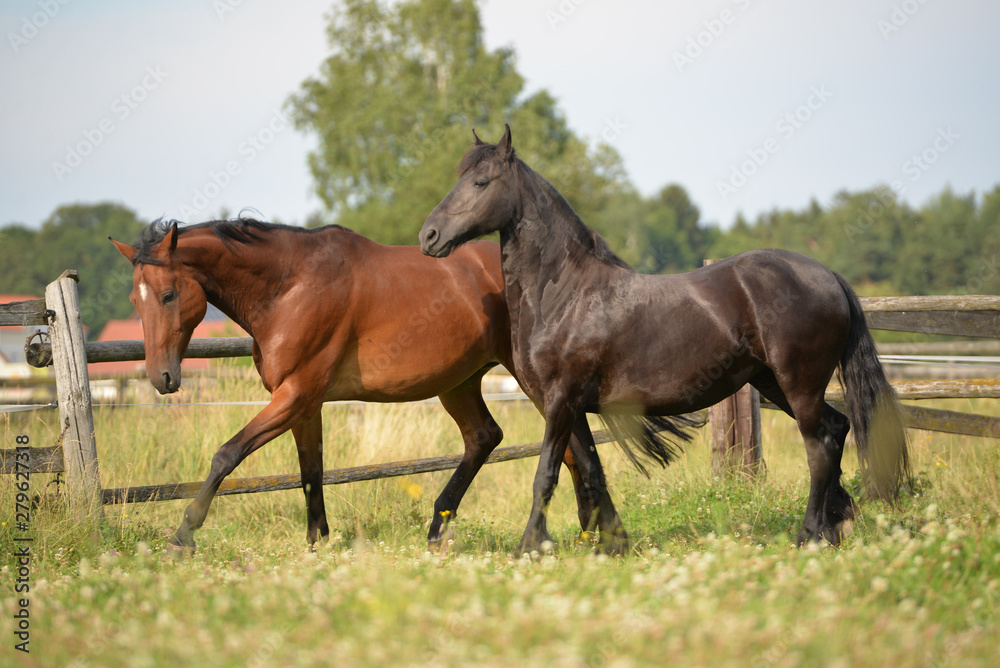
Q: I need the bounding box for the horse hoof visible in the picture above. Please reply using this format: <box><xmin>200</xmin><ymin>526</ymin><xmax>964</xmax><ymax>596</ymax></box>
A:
<box><xmin>514</xmin><ymin>537</ymin><xmax>553</xmax><ymax>560</ymax></box>
<box><xmin>427</xmin><ymin>529</ymin><xmax>455</xmax><ymax>554</ymax></box>
<box><xmin>600</xmin><ymin>537</ymin><xmax>629</xmax><ymax>557</ymax></box>
<box><xmin>598</xmin><ymin>526</ymin><xmax>629</xmax><ymax>556</ymax></box>
<box><xmin>796</xmin><ymin>528</ymin><xmax>839</xmax><ymax>548</ymax></box>
<box><xmin>166</xmin><ymin>527</ymin><xmax>196</xmax><ymax>555</ymax></box>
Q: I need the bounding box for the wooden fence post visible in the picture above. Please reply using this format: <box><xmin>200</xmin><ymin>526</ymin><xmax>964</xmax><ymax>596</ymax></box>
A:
<box><xmin>45</xmin><ymin>270</ymin><xmax>103</xmax><ymax>518</ymax></box>
<box><xmin>709</xmin><ymin>384</ymin><xmax>763</xmax><ymax>477</ymax></box>
<box><xmin>704</xmin><ymin>259</ymin><xmax>763</xmax><ymax>478</ymax></box>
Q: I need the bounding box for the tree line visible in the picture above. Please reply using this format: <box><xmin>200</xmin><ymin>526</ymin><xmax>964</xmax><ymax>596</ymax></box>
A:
<box><xmin>4</xmin><ymin>180</ymin><xmax>997</xmax><ymax>339</ymax></box>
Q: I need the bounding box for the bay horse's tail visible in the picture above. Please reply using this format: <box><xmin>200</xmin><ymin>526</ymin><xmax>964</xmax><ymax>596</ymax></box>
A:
<box><xmin>600</xmin><ymin>413</ymin><xmax>702</xmax><ymax>477</ymax></box>
<box><xmin>834</xmin><ymin>273</ymin><xmax>911</xmax><ymax>501</ymax></box>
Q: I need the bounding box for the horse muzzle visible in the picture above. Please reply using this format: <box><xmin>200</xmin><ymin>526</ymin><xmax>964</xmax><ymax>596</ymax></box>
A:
<box><xmin>149</xmin><ymin>364</ymin><xmax>182</xmax><ymax>394</ymax></box>
<box><xmin>418</xmin><ymin>224</ymin><xmax>455</xmax><ymax>258</ymax></box>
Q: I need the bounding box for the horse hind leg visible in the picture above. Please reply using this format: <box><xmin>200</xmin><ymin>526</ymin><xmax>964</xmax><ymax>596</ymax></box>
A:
<box><xmin>752</xmin><ymin>370</ymin><xmax>855</xmax><ymax>544</ymax></box>
<box><xmin>565</xmin><ymin>414</ymin><xmax>628</xmax><ymax>555</ymax></box>
<box><xmin>292</xmin><ymin>411</ymin><xmax>330</xmax><ymax>548</ymax></box>
<box><xmin>791</xmin><ymin>393</ymin><xmax>855</xmax><ymax>546</ymax></box>
<box><xmin>429</xmin><ymin>372</ymin><xmax>504</xmax><ymax>549</ymax></box>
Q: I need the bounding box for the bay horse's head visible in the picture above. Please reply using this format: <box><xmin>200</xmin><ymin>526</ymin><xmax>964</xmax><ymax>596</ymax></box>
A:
<box><xmin>420</xmin><ymin>124</ymin><xmax>519</xmax><ymax>258</ymax></box>
<box><xmin>110</xmin><ymin>221</ymin><xmax>207</xmax><ymax>394</ymax></box>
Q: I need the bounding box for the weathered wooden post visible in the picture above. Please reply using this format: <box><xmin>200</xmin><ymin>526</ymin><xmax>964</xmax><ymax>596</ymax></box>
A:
<box><xmin>45</xmin><ymin>270</ymin><xmax>104</xmax><ymax>517</ymax></box>
<box><xmin>709</xmin><ymin>383</ymin><xmax>762</xmax><ymax>477</ymax></box>
<box><xmin>704</xmin><ymin>259</ymin><xmax>763</xmax><ymax>478</ymax></box>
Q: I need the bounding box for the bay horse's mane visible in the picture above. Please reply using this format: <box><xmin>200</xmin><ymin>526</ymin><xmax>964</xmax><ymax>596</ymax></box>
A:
<box><xmin>132</xmin><ymin>215</ymin><xmax>348</xmax><ymax>265</ymax></box>
<box><xmin>458</xmin><ymin>141</ymin><xmax>632</xmax><ymax>272</ymax></box>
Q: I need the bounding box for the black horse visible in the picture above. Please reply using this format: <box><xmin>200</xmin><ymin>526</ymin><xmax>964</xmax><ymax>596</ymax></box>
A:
<box><xmin>420</xmin><ymin>124</ymin><xmax>910</xmax><ymax>553</ymax></box>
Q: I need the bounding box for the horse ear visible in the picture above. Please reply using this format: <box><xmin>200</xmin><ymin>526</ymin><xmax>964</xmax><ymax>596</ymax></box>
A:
<box><xmin>110</xmin><ymin>237</ymin><xmax>137</xmax><ymax>263</ymax></box>
<box><xmin>154</xmin><ymin>221</ymin><xmax>179</xmax><ymax>256</ymax></box>
<box><xmin>472</xmin><ymin>128</ymin><xmax>485</xmax><ymax>146</ymax></box>
<box><xmin>498</xmin><ymin>123</ymin><xmax>512</xmax><ymax>158</ymax></box>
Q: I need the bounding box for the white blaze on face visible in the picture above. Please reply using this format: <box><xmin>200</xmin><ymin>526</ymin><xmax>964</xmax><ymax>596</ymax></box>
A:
<box><xmin>137</xmin><ymin>278</ymin><xmax>150</xmax><ymax>304</ymax></box>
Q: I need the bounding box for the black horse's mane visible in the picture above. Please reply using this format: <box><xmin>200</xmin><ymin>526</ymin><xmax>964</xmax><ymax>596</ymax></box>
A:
<box><xmin>459</xmin><ymin>141</ymin><xmax>631</xmax><ymax>272</ymax></box>
<box><xmin>132</xmin><ymin>215</ymin><xmax>348</xmax><ymax>264</ymax></box>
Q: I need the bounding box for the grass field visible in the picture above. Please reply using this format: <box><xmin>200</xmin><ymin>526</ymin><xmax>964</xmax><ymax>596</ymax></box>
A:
<box><xmin>2</xmin><ymin>368</ymin><xmax>999</xmax><ymax>667</ymax></box>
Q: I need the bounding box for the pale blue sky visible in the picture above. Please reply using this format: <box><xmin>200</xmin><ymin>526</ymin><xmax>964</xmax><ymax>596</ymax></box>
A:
<box><xmin>2</xmin><ymin>0</ymin><xmax>998</xmax><ymax>232</ymax></box>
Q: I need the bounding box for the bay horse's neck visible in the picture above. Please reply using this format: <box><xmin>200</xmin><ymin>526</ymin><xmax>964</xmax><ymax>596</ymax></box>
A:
<box><xmin>175</xmin><ymin>227</ymin><xmax>323</xmax><ymax>337</ymax></box>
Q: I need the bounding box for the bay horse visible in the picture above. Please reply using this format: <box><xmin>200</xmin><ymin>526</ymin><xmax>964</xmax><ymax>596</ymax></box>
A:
<box><xmin>111</xmin><ymin>217</ymin><xmax>627</xmax><ymax>552</ymax></box>
<box><xmin>420</xmin><ymin>124</ymin><xmax>910</xmax><ymax>553</ymax></box>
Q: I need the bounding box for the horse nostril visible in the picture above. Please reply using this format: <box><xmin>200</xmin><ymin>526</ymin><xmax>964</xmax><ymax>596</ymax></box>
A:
<box><xmin>163</xmin><ymin>372</ymin><xmax>173</xmax><ymax>389</ymax></box>
<box><xmin>425</xmin><ymin>228</ymin><xmax>438</xmax><ymax>244</ymax></box>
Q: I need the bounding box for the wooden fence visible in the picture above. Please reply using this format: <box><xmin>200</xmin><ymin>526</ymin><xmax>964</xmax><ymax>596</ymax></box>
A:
<box><xmin>2</xmin><ymin>271</ymin><xmax>999</xmax><ymax>508</ymax></box>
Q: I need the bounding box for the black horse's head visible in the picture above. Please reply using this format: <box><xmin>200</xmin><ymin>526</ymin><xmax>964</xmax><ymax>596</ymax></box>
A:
<box><xmin>420</xmin><ymin>124</ymin><xmax>520</xmax><ymax>258</ymax></box>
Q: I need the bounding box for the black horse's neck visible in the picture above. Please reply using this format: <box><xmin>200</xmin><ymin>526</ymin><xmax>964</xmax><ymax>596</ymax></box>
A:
<box><xmin>499</xmin><ymin>161</ymin><xmax>632</xmax><ymax>317</ymax></box>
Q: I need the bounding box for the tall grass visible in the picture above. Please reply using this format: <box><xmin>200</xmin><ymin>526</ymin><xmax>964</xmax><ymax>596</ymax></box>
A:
<box><xmin>2</xmin><ymin>369</ymin><xmax>998</xmax><ymax>666</ymax></box>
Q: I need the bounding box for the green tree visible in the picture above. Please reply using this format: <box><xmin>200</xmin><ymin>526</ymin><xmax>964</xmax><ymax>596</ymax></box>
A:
<box><xmin>824</xmin><ymin>187</ymin><xmax>910</xmax><ymax>286</ymax></box>
<box><xmin>595</xmin><ymin>184</ymin><xmax>715</xmax><ymax>273</ymax></box>
<box><xmin>0</xmin><ymin>202</ymin><xmax>145</xmax><ymax>337</ymax></box>
<box><xmin>287</xmin><ymin>0</ymin><xmax>631</xmax><ymax>244</ymax></box>
<box><xmin>893</xmin><ymin>188</ymin><xmax>977</xmax><ymax>295</ymax></box>
<box><xmin>707</xmin><ymin>182</ymin><xmax>1000</xmax><ymax>297</ymax></box>
<box><xmin>969</xmin><ymin>186</ymin><xmax>1000</xmax><ymax>295</ymax></box>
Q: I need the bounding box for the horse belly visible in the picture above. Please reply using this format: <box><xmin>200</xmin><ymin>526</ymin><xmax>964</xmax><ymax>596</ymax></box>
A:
<box><xmin>327</xmin><ymin>323</ymin><xmax>497</xmax><ymax>403</ymax></box>
<box><xmin>594</xmin><ymin>296</ymin><xmax>761</xmax><ymax>414</ymax></box>
<box><xmin>600</xmin><ymin>341</ymin><xmax>760</xmax><ymax>414</ymax></box>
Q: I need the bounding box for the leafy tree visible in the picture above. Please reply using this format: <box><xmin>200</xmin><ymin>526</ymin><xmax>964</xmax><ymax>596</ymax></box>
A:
<box><xmin>287</xmin><ymin>0</ymin><xmax>631</xmax><ymax>244</ymax></box>
<box><xmin>889</xmin><ymin>187</ymin><xmax>974</xmax><ymax>294</ymax></box>
<box><xmin>0</xmin><ymin>202</ymin><xmax>145</xmax><ymax>337</ymax></box>
<box><xmin>595</xmin><ymin>184</ymin><xmax>715</xmax><ymax>273</ymax></box>
<box><xmin>823</xmin><ymin>187</ymin><xmax>910</xmax><ymax>285</ymax></box>
<box><xmin>706</xmin><ymin>183</ymin><xmax>1000</xmax><ymax>298</ymax></box>
<box><xmin>969</xmin><ymin>186</ymin><xmax>1000</xmax><ymax>296</ymax></box>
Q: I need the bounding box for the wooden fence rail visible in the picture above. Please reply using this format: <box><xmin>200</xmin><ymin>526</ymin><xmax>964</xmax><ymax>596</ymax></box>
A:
<box><xmin>2</xmin><ymin>273</ymin><xmax>999</xmax><ymax>504</ymax></box>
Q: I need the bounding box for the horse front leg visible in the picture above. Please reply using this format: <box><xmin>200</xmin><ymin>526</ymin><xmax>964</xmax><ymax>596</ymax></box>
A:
<box><xmin>292</xmin><ymin>411</ymin><xmax>329</xmax><ymax>548</ymax></box>
<box><xmin>516</xmin><ymin>398</ymin><xmax>576</xmax><ymax>557</ymax></box>
<box><xmin>170</xmin><ymin>385</ymin><xmax>316</xmax><ymax>552</ymax></box>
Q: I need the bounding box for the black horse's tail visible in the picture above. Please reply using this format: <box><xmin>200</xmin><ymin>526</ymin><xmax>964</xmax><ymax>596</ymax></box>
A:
<box><xmin>835</xmin><ymin>273</ymin><xmax>911</xmax><ymax>500</ymax></box>
<box><xmin>600</xmin><ymin>413</ymin><xmax>703</xmax><ymax>477</ymax></box>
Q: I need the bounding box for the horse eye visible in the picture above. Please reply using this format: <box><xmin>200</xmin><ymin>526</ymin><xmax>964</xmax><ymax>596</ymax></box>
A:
<box><xmin>161</xmin><ymin>291</ymin><xmax>175</xmax><ymax>304</ymax></box>
<box><xmin>474</xmin><ymin>179</ymin><xmax>489</xmax><ymax>188</ymax></box>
